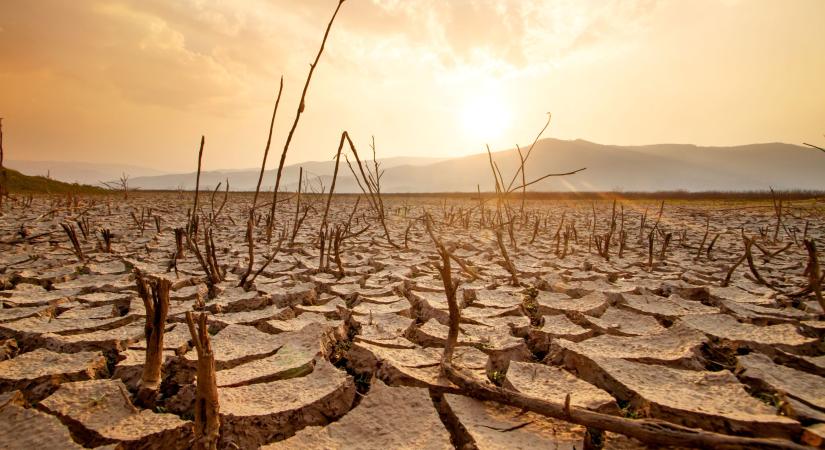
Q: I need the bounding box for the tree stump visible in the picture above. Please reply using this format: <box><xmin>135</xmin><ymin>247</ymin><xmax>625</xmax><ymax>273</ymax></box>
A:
<box><xmin>135</xmin><ymin>272</ymin><xmax>170</xmax><ymax>407</ymax></box>
<box><xmin>186</xmin><ymin>312</ymin><xmax>220</xmax><ymax>450</ymax></box>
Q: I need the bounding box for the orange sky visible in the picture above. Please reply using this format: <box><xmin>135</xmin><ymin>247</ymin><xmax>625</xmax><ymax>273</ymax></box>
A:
<box><xmin>1</xmin><ymin>0</ymin><xmax>824</xmax><ymax>172</ymax></box>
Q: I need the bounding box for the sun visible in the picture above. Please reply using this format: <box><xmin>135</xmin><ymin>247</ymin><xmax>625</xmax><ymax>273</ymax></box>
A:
<box><xmin>459</xmin><ymin>91</ymin><xmax>512</xmax><ymax>142</ymax></box>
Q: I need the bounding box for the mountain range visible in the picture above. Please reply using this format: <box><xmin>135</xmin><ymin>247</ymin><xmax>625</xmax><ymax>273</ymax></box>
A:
<box><xmin>9</xmin><ymin>140</ymin><xmax>825</xmax><ymax>192</ymax></box>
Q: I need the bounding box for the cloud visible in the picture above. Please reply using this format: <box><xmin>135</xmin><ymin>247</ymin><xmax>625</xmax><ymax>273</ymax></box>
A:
<box><xmin>91</xmin><ymin>2</ymin><xmax>253</xmax><ymax>110</ymax></box>
<box><xmin>3</xmin><ymin>0</ymin><xmax>822</xmax><ymax>173</ymax></box>
<box><xmin>361</xmin><ymin>0</ymin><xmax>660</xmax><ymax>68</ymax></box>
<box><xmin>0</xmin><ymin>0</ymin><xmax>660</xmax><ymax>112</ymax></box>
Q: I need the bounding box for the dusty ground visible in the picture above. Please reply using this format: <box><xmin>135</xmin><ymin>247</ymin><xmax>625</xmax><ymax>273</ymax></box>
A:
<box><xmin>0</xmin><ymin>192</ymin><xmax>823</xmax><ymax>449</ymax></box>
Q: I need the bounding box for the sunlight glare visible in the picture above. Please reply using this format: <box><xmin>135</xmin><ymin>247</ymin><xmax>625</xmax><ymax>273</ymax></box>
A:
<box><xmin>459</xmin><ymin>91</ymin><xmax>512</xmax><ymax>142</ymax></box>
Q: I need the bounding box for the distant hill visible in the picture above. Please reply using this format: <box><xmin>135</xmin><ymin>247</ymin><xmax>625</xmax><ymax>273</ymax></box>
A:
<box><xmin>123</xmin><ymin>156</ymin><xmax>448</xmax><ymax>191</ymax></box>
<box><xmin>2</xmin><ymin>168</ymin><xmax>106</xmax><ymax>194</ymax></box>
<box><xmin>354</xmin><ymin>139</ymin><xmax>825</xmax><ymax>193</ymax></box>
<box><xmin>121</xmin><ymin>139</ymin><xmax>825</xmax><ymax>193</ymax></box>
<box><xmin>7</xmin><ymin>160</ymin><xmax>167</xmax><ymax>186</ymax></box>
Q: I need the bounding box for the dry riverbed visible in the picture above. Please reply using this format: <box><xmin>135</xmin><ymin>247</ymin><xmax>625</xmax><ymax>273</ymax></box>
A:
<box><xmin>0</xmin><ymin>193</ymin><xmax>823</xmax><ymax>448</ymax></box>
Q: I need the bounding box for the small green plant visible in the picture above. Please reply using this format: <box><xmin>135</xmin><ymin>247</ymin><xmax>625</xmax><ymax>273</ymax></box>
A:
<box><xmin>521</xmin><ymin>286</ymin><xmax>542</xmax><ymax>326</ymax></box>
<box><xmin>489</xmin><ymin>370</ymin><xmax>506</xmax><ymax>386</ymax></box>
<box><xmin>617</xmin><ymin>401</ymin><xmax>642</xmax><ymax>419</ymax></box>
<box><xmin>621</xmin><ymin>407</ymin><xmax>640</xmax><ymax>419</ymax></box>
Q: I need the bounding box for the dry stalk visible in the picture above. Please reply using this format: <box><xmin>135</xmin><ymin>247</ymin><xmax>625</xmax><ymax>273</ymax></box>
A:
<box><xmin>530</xmin><ymin>215</ymin><xmax>540</xmax><ymax>244</ymax></box>
<box><xmin>268</xmin><ymin>0</ymin><xmax>345</xmax><ymax>242</ymax></box>
<box><xmin>803</xmin><ymin>239</ymin><xmax>824</xmax><ymax>312</ymax></box>
<box><xmin>130</xmin><ymin>209</ymin><xmax>147</xmax><ymax>235</ymax></box>
<box><xmin>652</xmin><ymin>200</ymin><xmax>665</xmax><ymax>235</ymax></box>
<box><xmin>238</xmin><ymin>216</ymin><xmax>256</xmax><ymax>288</ymax></box>
<box><xmin>331</xmin><ymin>225</ymin><xmax>346</xmax><ymax>277</ymax></box>
<box><xmin>189</xmin><ymin>225</ymin><xmax>224</xmax><ymax>297</ymax></box>
<box><xmin>638</xmin><ymin>208</ymin><xmax>648</xmax><ymax>244</ymax></box>
<box><xmin>101</xmin><ymin>228</ymin><xmax>113</xmax><ymax>253</ymax></box>
<box><xmin>174</xmin><ymin>228</ymin><xmax>185</xmax><ymax>258</ymax></box>
<box><xmin>185</xmin><ymin>312</ymin><xmax>220</xmax><ymax>450</ymax></box>
<box><xmin>424</xmin><ymin>214</ymin><xmax>479</xmax><ymax>282</ymax></box>
<box><xmin>770</xmin><ymin>188</ymin><xmax>783</xmax><ymax>243</ymax></box>
<box><xmin>76</xmin><ymin>217</ymin><xmax>90</xmax><ymax>240</ymax></box>
<box><xmin>208</xmin><ymin>180</ymin><xmax>229</xmax><ymax>227</ymax></box>
<box><xmin>322</xmin><ymin>134</ymin><xmax>347</xmax><ymax>230</ymax></box>
<box><xmin>743</xmin><ymin>236</ymin><xmax>774</xmax><ymax>288</ymax></box>
<box><xmin>722</xmin><ymin>251</ymin><xmax>748</xmax><ymax>287</ymax></box>
<box><xmin>251</xmin><ymin>76</ymin><xmax>284</xmax><ymax>209</ymax></box>
<box><xmin>61</xmin><ymin>223</ymin><xmax>84</xmax><ymax>260</ymax></box>
<box><xmin>659</xmin><ymin>232</ymin><xmax>672</xmax><ymax>261</ymax></box>
<box><xmin>238</xmin><ymin>78</ymin><xmax>285</xmax><ymax>285</ymax></box>
<box><xmin>100</xmin><ymin>173</ymin><xmax>133</xmax><ymax>200</ymax></box>
<box><xmin>516</xmin><ymin>145</ymin><xmax>527</xmax><ymax>218</ymax></box>
<box><xmin>804</xmin><ymin>141</ymin><xmax>825</xmax><ymax>154</ymax></box>
<box><xmin>246</xmin><ymin>233</ymin><xmax>285</xmax><ymax>287</ymax></box>
<box><xmin>290</xmin><ymin>167</ymin><xmax>306</xmax><ymax>245</ymax></box>
<box><xmin>696</xmin><ymin>215</ymin><xmax>710</xmax><ymax>259</ymax></box>
<box><xmin>403</xmin><ymin>220</ymin><xmax>413</xmax><ymax>249</ymax></box>
<box><xmin>504</xmin><ymin>113</ymin><xmax>551</xmax><ymax>194</ymax></box>
<box><xmin>187</xmin><ymin>136</ymin><xmax>205</xmax><ymax>239</ymax></box>
<box><xmin>707</xmin><ymin>233</ymin><xmax>720</xmax><ymax>260</ymax></box>
<box><xmin>618</xmin><ymin>230</ymin><xmax>627</xmax><ymax>258</ymax></box>
<box><xmin>554</xmin><ymin>212</ymin><xmax>566</xmax><ymax>254</ymax></box>
<box><xmin>495</xmin><ymin>227</ymin><xmax>519</xmax><ymax>286</ymax></box>
<box><xmin>342</xmin><ymin>133</ymin><xmax>396</xmax><ymax>247</ymax></box>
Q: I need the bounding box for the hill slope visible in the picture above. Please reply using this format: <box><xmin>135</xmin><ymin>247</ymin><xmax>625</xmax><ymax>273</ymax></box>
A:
<box><xmin>2</xmin><ymin>168</ymin><xmax>106</xmax><ymax>194</ymax></box>
<box><xmin>7</xmin><ymin>160</ymin><xmax>167</xmax><ymax>185</ymax></box>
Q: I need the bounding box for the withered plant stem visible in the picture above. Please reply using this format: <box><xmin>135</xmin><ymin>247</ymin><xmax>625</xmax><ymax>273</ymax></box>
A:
<box><xmin>268</xmin><ymin>0</ymin><xmax>346</xmax><ymax>241</ymax></box>
<box><xmin>188</xmin><ymin>136</ymin><xmax>205</xmax><ymax>239</ymax></box>
<box><xmin>251</xmin><ymin>76</ymin><xmax>284</xmax><ymax>209</ymax></box>
<box><xmin>804</xmin><ymin>239</ymin><xmax>825</xmax><ymax>312</ymax></box>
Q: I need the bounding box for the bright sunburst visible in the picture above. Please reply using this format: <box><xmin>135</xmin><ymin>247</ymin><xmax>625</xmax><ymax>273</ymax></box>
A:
<box><xmin>459</xmin><ymin>91</ymin><xmax>512</xmax><ymax>142</ymax></box>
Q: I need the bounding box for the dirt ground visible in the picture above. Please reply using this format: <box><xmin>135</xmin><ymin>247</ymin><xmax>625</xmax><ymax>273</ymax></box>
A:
<box><xmin>0</xmin><ymin>192</ymin><xmax>823</xmax><ymax>449</ymax></box>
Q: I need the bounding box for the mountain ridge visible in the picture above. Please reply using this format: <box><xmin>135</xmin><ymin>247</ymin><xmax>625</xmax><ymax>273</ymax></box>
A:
<box><xmin>125</xmin><ymin>139</ymin><xmax>825</xmax><ymax>192</ymax></box>
<box><xmin>15</xmin><ymin>139</ymin><xmax>825</xmax><ymax>192</ymax></box>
